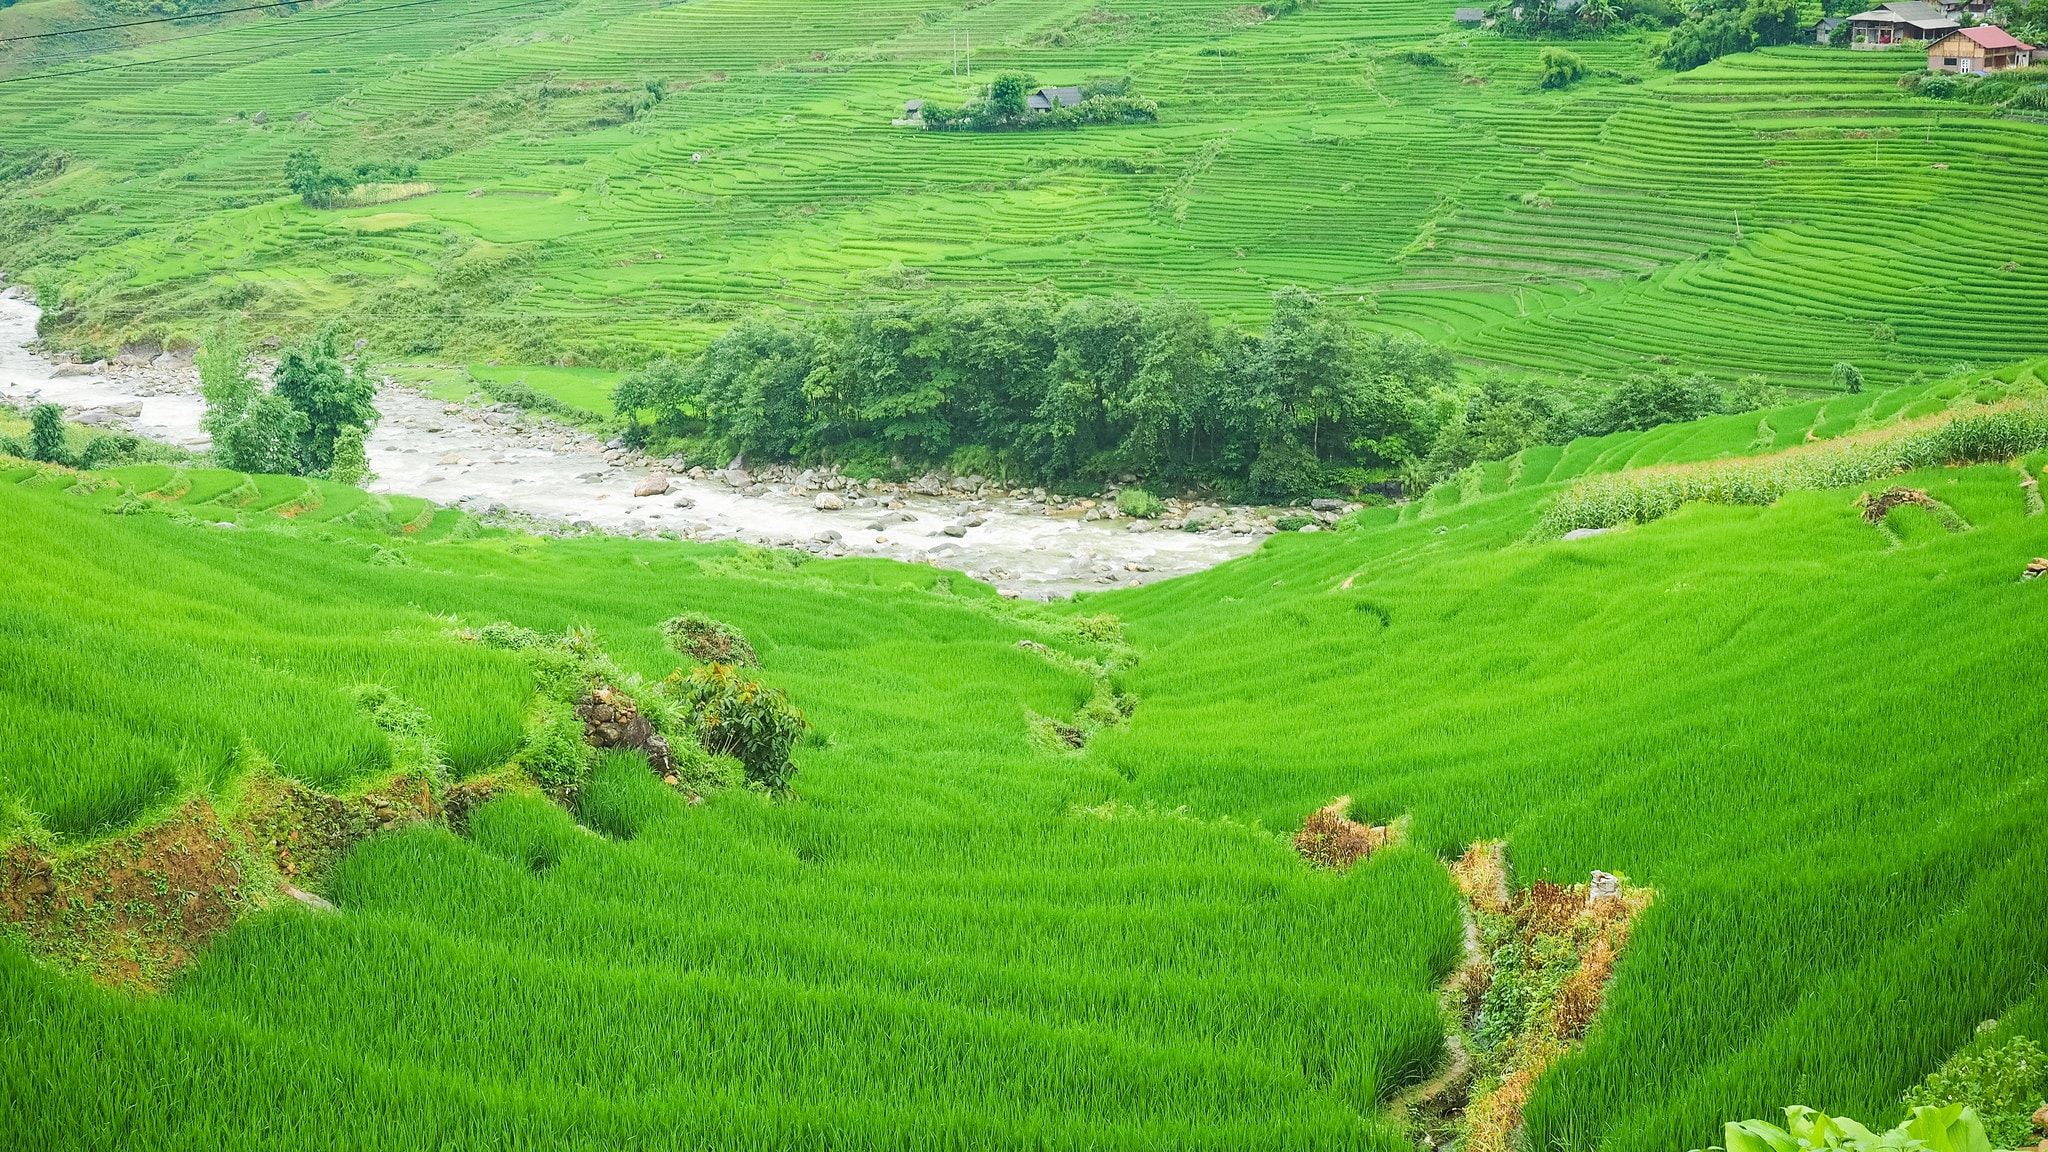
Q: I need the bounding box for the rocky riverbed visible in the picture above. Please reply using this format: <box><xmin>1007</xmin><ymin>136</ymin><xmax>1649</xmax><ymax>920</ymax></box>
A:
<box><xmin>0</xmin><ymin>288</ymin><xmax>1365</xmax><ymax>597</ymax></box>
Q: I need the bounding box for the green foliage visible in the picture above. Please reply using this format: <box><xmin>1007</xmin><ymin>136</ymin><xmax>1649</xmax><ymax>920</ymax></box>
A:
<box><xmin>1588</xmin><ymin>369</ymin><xmax>1726</xmax><ymax>434</ymax></box>
<box><xmin>575</xmin><ymin>750</ymin><xmax>676</xmax><ymax>838</ymax></box>
<box><xmin>1722</xmin><ymin>374</ymin><xmax>1782</xmax><ymax>413</ymax></box>
<box><xmin>326</xmin><ymin>426</ymin><xmax>372</xmax><ymax>488</ymax></box>
<box><xmin>272</xmin><ymin>329</ymin><xmax>378</xmax><ymax>474</ymax></box>
<box><xmin>664</xmin><ymin>662</ymin><xmax>807</xmax><ymax>790</ymax></box>
<box><xmin>1901</xmin><ymin>1036</ymin><xmax>2048</xmax><ymax>1150</ymax></box>
<box><xmin>618</xmin><ymin>287</ymin><xmax>1458</xmax><ymax>498</ymax></box>
<box><xmin>1712</xmin><ymin>1105</ymin><xmax>1994</xmax><ymax>1152</ymax></box>
<box><xmin>1834</xmin><ymin>361</ymin><xmax>1865</xmax><ymax>394</ymax></box>
<box><xmin>1541</xmin><ymin>400</ymin><xmax>2048</xmax><ymax>533</ymax></box>
<box><xmin>660</xmin><ymin>612</ymin><xmax>758</xmax><ymax>667</ymax></box>
<box><xmin>283</xmin><ymin>151</ymin><xmax>353</xmax><ymax>206</ymax></box>
<box><xmin>1541</xmin><ymin>49</ymin><xmax>1589</xmax><ymax>90</ymax></box>
<box><xmin>517</xmin><ymin>697</ymin><xmax>594</xmax><ymax>791</ymax></box>
<box><xmin>27</xmin><ymin>404</ymin><xmax>66</xmax><ymax>464</ymax></box>
<box><xmin>1115</xmin><ymin>487</ymin><xmax>1164</xmax><ymax>518</ymax></box>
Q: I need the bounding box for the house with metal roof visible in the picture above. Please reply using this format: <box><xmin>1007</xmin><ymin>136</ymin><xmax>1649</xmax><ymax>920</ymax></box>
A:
<box><xmin>1839</xmin><ymin>1</ymin><xmax>1957</xmax><ymax>48</ymax></box>
<box><xmin>1453</xmin><ymin>6</ymin><xmax>1487</xmax><ymax>24</ymax></box>
<box><xmin>1026</xmin><ymin>86</ymin><xmax>1084</xmax><ymax>113</ymax></box>
<box><xmin>1926</xmin><ymin>24</ymin><xmax>2037</xmax><ymax>71</ymax></box>
<box><xmin>1814</xmin><ymin>15</ymin><xmax>1846</xmax><ymax>43</ymax></box>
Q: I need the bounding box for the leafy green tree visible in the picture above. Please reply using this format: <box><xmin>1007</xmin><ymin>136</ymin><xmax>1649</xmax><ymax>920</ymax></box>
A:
<box><xmin>1659</xmin><ymin>10</ymin><xmax>1754</xmax><ymax>69</ymax></box>
<box><xmin>27</xmin><ymin>403</ymin><xmax>67</xmax><ymax>463</ymax></box>
<box><xmin>283</xmin><ymin>150</ymin><xmax>352</xmax><ymax>205</ymax></box>
<box><xmin>1540</xmin><ymin>48</ymin><xmax>1589</xmax><ymax>88</ymax></box>
<box><xmin>1832</xmin><ymin>361</ymin><xmax>1864</xmax><ymax>394</ymax></box>
<box><xmin>1589</xmin><ymin>368</ymin><xmax>1724</xmax><ymax>433</ymax></box>
<box><xmin>987</xmin><ymin>74</ymin><xmax>1031</xmax><ymax>120</ymax></box>
<box><xmin>272</xmin><ymin>329</ymin><xmax>378</xmax><ymax>473</ymax></box>
<box><xmin>327</xmin><ymin>425</ymin><xmax>372</xmax><ymax>487</ymax></box>
<box><xmin>1723</xmin><ymin>373</ymin><xmax>1782</xmax><ymax>412</ymax></box>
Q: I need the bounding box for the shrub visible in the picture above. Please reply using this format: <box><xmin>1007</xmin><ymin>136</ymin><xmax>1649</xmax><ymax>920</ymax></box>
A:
<box><xmin>327</xmin><ymin>426</ymin><xmax>372</xmax><ymax>487</ymax></box>
<box><xmin>519</xmin><ymin>698</ymin><xmax>594</xmax><ymax>790</ymax></box>
<box><xmin>1115</xmin><ymin>487</ymin><xmax>1163</xmax><ymax>518</ymax></box>
<box><xmin>1589</xmin><ymin>369</ymin><xmax>1724</xmax><ymax>434</ymax></box>
<box><xmin>27</xmin><ymin>404</ymin><xmax>67</xmax><ymax>463</ymax></box>
<box><xmin>1900</xmin><ymin>1036</ymin><xmax>2048</xmax><ymax>1150</ymax></box>
<box><xmin>1540</xmin><ymin>48</ymin><xmax>1588</xmax><ymax>89</ymax></box>
<box><xmin>666</xmin><ymin>663</ymin><xmax>807</xmax><ymax>790</ymax></box>
<box><xmin>661</xmin><ymin>612</ymin><xmax>758</xmax><ymax>666</ymax></box>
<box><xmin>1832</xmin><ymin>361</ymin><xmax>1865</xmax><ymax>394</ymax></box>
<box><xmin>1723</xmin><ymin>374</ymin><xmax>1781</xmax><ymax>413</ymax></box>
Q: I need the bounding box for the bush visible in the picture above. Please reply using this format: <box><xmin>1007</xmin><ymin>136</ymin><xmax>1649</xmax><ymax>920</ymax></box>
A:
<box><xmin>1540</xmin><ymin>49</ymin><xmax>1588</xmax><ymax>89</ymax></box>
<box><xmin>1832</xmin><ymin>361</ymin><xmax>1865</xmax><ymax>394</ymax></box>
<box><xmin>27</xmin><ymin>404</ymin><xmax>66</xmax><ymax>463</ymax></box>
<box><xmin>661</xmin><ymin>613</ymin><xmax>758</xmax><ymax>666</ymax></box>
<box><xmin>1711</xmin><ymin>1104</ymin><xmax>1995</xmax><ymax>1152</ymax></box>
<box><xmin>1115</xmin><ymin>487</ymin><xmax>1163</xmax><ymax>518</ymax></box>
<box><xmin>1900</xmin><ymin>1036</ymin><xmax>2048</xmax><ymax>1150</ymax></box>
<box><xmin>519</xmin><ymin>699</ymin><xmax>594</xmax><ymax>791</ymax></box>
<box><xmin>1722</xmin><ymin>374</ymin><xmax>1781</xmax><ymax>413</ymax></box>
<box><xmin>1589</xmin><ymin>369</ymin><xmax>1725</xmax><ymax>434</ymax></box>
<box><xmin>666</xmin><ymin>663</ymin><xmax>807</xmax><ymax>791</ymax></box>
<box><xmin>327</xmin><ymin>426</ymin><xmax>372</xmax><ymax>487</ymax></box>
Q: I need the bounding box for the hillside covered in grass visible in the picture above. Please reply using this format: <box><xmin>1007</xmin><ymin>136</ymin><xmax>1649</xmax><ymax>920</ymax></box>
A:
<box><xmin>6</xmin><ymin>373</ymin><xmax>2048</xmax><ymax>1149</ymax></box>
<box><xmin>3</xmin><ymin>0</ymin><xmax>2045</xmax><ymax>388</ymax></box>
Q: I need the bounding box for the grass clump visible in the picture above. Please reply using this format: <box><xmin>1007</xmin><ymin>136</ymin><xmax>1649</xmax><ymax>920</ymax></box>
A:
<box><xmin>1115</xmin><ymin>488</ymin><xmax>1163</xmax><ymax>519</ymax></box>
<box><xmin>660</xmin><ymin>612</ymin><xmax>757</xmax><ymax>667</ymax></box>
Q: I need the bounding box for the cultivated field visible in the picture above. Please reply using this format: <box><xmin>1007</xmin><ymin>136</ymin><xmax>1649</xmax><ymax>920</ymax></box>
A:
<box><xmin>6</xmin><ymin>375</ymin><xmax>2048</xmax><ymax>1149</ymax></box>
<box><xmin>4</xmin><ymin>0</ymin><xmax>2046</xmax><ymax>388</ymax></box>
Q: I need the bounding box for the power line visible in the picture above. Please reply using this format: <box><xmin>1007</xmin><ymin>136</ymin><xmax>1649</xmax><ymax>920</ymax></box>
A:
<box><xmin>0</xmin><ymin>0</ymin><xmax>558</xmax><ymax>84</ymax></box>
<box><xmin>1</xmin><ymin>0</ymin><xmax>310</xmax><ymax>45</ymax></box>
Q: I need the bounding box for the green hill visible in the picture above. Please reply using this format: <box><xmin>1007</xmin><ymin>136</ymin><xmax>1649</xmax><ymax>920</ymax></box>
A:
<box><xmin>5</xmin><ymin>378</ymin><xmax>2047</xmax><ymax>1149</ymax></box>
<box><xmin>4</xmin><ymin>0</ymin><xmax>2045</xmax><ymax>385</ymax></box>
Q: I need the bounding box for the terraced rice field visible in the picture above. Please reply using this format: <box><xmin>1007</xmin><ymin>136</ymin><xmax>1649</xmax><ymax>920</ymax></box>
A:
<box><xmin>6</xmin><ymin>380</ymin><xmax>2048</xmax><ymax>1148</ymax></box>
<box><xmin>3</xmin><ymin>0</ymin><xmax>2043</xmax><ymax>385</ymax></box>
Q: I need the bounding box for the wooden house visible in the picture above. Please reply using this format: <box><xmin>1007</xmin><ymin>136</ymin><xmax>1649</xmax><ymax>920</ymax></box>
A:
<box><xmin>1926</xmin><ymin>24</ymin><xmax>2037</xmax><ymax>71</ymax></box>
<box><xmin>1840</xmin><ymin>0</ymin><xmax>1957</xmax><ymax>48</ymax></box>
<box><xmin>1026</xmin><ymin>86</ymin><xmax>1084</xmax><ymax>113</ymax></box>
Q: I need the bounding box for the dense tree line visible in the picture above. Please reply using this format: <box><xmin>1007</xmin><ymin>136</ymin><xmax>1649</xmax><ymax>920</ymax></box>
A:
<box><xmin>199</xmin><ymin>325</ymin><xmax>377</xmax><ymax>483</ymax></box>
<box><xmin>1657</xmin><ymin>0</ymin><xmax>1804</xmax><ymax>69</ymax></box>
<box><xmin>615</xmin><ymin>289</ymin><xmax>1789</xmax><ymax>500</ymax></box>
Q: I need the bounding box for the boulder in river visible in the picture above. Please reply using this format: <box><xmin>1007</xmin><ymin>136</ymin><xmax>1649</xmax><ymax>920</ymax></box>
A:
<box><xmin>635</xmin><ymin>475</ymin><xmax>671</xmax><ymax>497</ymax></box>
<box><xmin>813</xmin><ymin>491</ymin><xmax>843</xmax><ymax>510</ymax></box>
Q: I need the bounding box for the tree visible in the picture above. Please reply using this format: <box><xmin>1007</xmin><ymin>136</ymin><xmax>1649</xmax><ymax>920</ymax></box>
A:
<box><xmin>1659</xmin><ymin>9</ymin><xmax>1754</xmax><ymax>69</ymax></box>
<box><xmin>28</xmin><ymin>403</ymin><xmax>66</xmax><ymax>463</ymax></box>
<box><xmin>327</xmin><ymin>425</ymin><xmax>372</xmax><ymax>487</ymax></box>
<box><xmin>1540</xmin><ymin>48</ymin><xmax>1588</xmax><ymax>89</ymax></box>
<box><xmin>272</xmin><ymin>329</ymin><xmax>378</xmax><ymax>474</ymax></box>
<box><xmin>1589</xmin><ymin>369</ymin><xmax>1724</xmax><ymax>433</ymax></box>
<box><xmin>283</xmin><ymin>150</ymin><xmax>352</xmax><ymax>205</ymax></box>
<box><xmin>987</xmin><ymin>74</ymin><xmax>1031</xmax><ymax>120</ymax></box>
<box><xmin>1831</xmin><ymin>361</ymin><xmax>1864</xmax><ymax>394</ymax></box>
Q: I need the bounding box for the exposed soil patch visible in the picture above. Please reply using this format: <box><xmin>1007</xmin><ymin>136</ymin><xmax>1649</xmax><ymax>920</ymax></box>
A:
<box><xmin>2</xmin><ymin>771</ymin><xmax>514</xmax><ymax>991</ymax></box>
<box><xmin>1394</xmin><ymin>841</ymin><xmax>1653</xmax><ymax>1152</ymax></box>
<box><xmin>1857</xmin><ymin>485</ymin><xmax>1947</xmax><ymax>524</ymax></box>
<box><xmin>1292</xmin><ymin>797</ymin><xmax>1403</xmax><ymax>869</ymax></box>
<box><xmin>575</xmin><ymin>685</ymin><xmax>674</xmax><ymax>773</ymax></box>
<box><xmin>1</xmin><ymin>799</ymin><xmax>245</xmax><ymax>990</ymax></box>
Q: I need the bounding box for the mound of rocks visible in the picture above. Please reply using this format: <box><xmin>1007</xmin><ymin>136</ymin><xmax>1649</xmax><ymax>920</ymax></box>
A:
<box><xmin>575</xmin><ymin>686</ymin><xmax>673</xmax><ymax>773</ymax></box>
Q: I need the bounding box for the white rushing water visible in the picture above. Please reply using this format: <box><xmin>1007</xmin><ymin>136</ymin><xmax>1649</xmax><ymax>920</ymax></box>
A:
<box><xmin>0</xmin><ymin>288</ymin><xmax>1268</xmax><ymax>597</ymax></box>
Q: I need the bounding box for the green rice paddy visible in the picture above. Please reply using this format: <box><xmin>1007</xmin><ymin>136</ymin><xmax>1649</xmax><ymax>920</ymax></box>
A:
<box><xmin>5</xmin><ymin>375</ymin><xmax>2048</xmax><ymax>1147</ymax></box>
<box><xmin>4</xmin><ymin>0</ymin><xmax>2044</xmax><ymax>385</ymax></box>
<box><xmin>7</xmin><ymin>0</ymin><xmax>2048</xmax><ymax>1145</ymax></box>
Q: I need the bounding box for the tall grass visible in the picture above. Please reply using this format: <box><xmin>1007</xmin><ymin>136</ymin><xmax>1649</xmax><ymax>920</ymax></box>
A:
<box><xmin>1537</xmin><ymin>402</ymin><xmax>2048</xmax><ymax>535</ymax></box>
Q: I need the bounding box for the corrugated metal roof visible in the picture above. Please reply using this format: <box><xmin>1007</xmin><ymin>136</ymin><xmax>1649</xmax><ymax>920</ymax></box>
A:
<box><xmin>1956</xmin><ymin>23</ymin><xmax>2035</xmax><ymax>48</ymax></box>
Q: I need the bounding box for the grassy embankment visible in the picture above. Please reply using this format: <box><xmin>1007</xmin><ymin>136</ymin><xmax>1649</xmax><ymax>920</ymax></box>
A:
<box><xmin>5</xmin><ymin>368</ymin><xmax>2048</xmax><ymax>1149</ymax></box>
<box><xmin>3</xmin><ymin>0</ymin><xmax>2044</xmax><ymax>402</ymax></box>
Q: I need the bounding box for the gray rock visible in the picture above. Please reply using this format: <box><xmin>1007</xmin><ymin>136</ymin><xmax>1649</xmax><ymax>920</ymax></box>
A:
<box><xmin>1311</xmin><ymin>498</ymin><xmax>1346</xmax><ymax>512</ymax></box>
<box><xmin>1127</xmin><ymin>519</ymin><xmax>1155</xmax><ymax>533</ymax></box>
<box><xmin>813</xmin><ymin>491</ymin><xmax>844</xmax><ymax>510</ymax></box>
<box><xmin>634</xmin><ymin>475</ymin><xmax>671</xmax><ymax>497</ymax></box>
<box><xmin>1589</xmin><ymin>870</ymin><xmax>1621</xmax><ymax>902</ymax></box>
<box><xmin>671</xmin><ymin>496</ymin><xmax>695</xmax><ymax>509</ymax></box>
<box><xmin>941</xmin><ymin>524</ymin><xmax>967</xmax><ymax>537</ymax></box>
<box><xmin>1561</xmin><ymin>527</ymin><xmax>1614</xmax><ymax>542</ymax></box>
